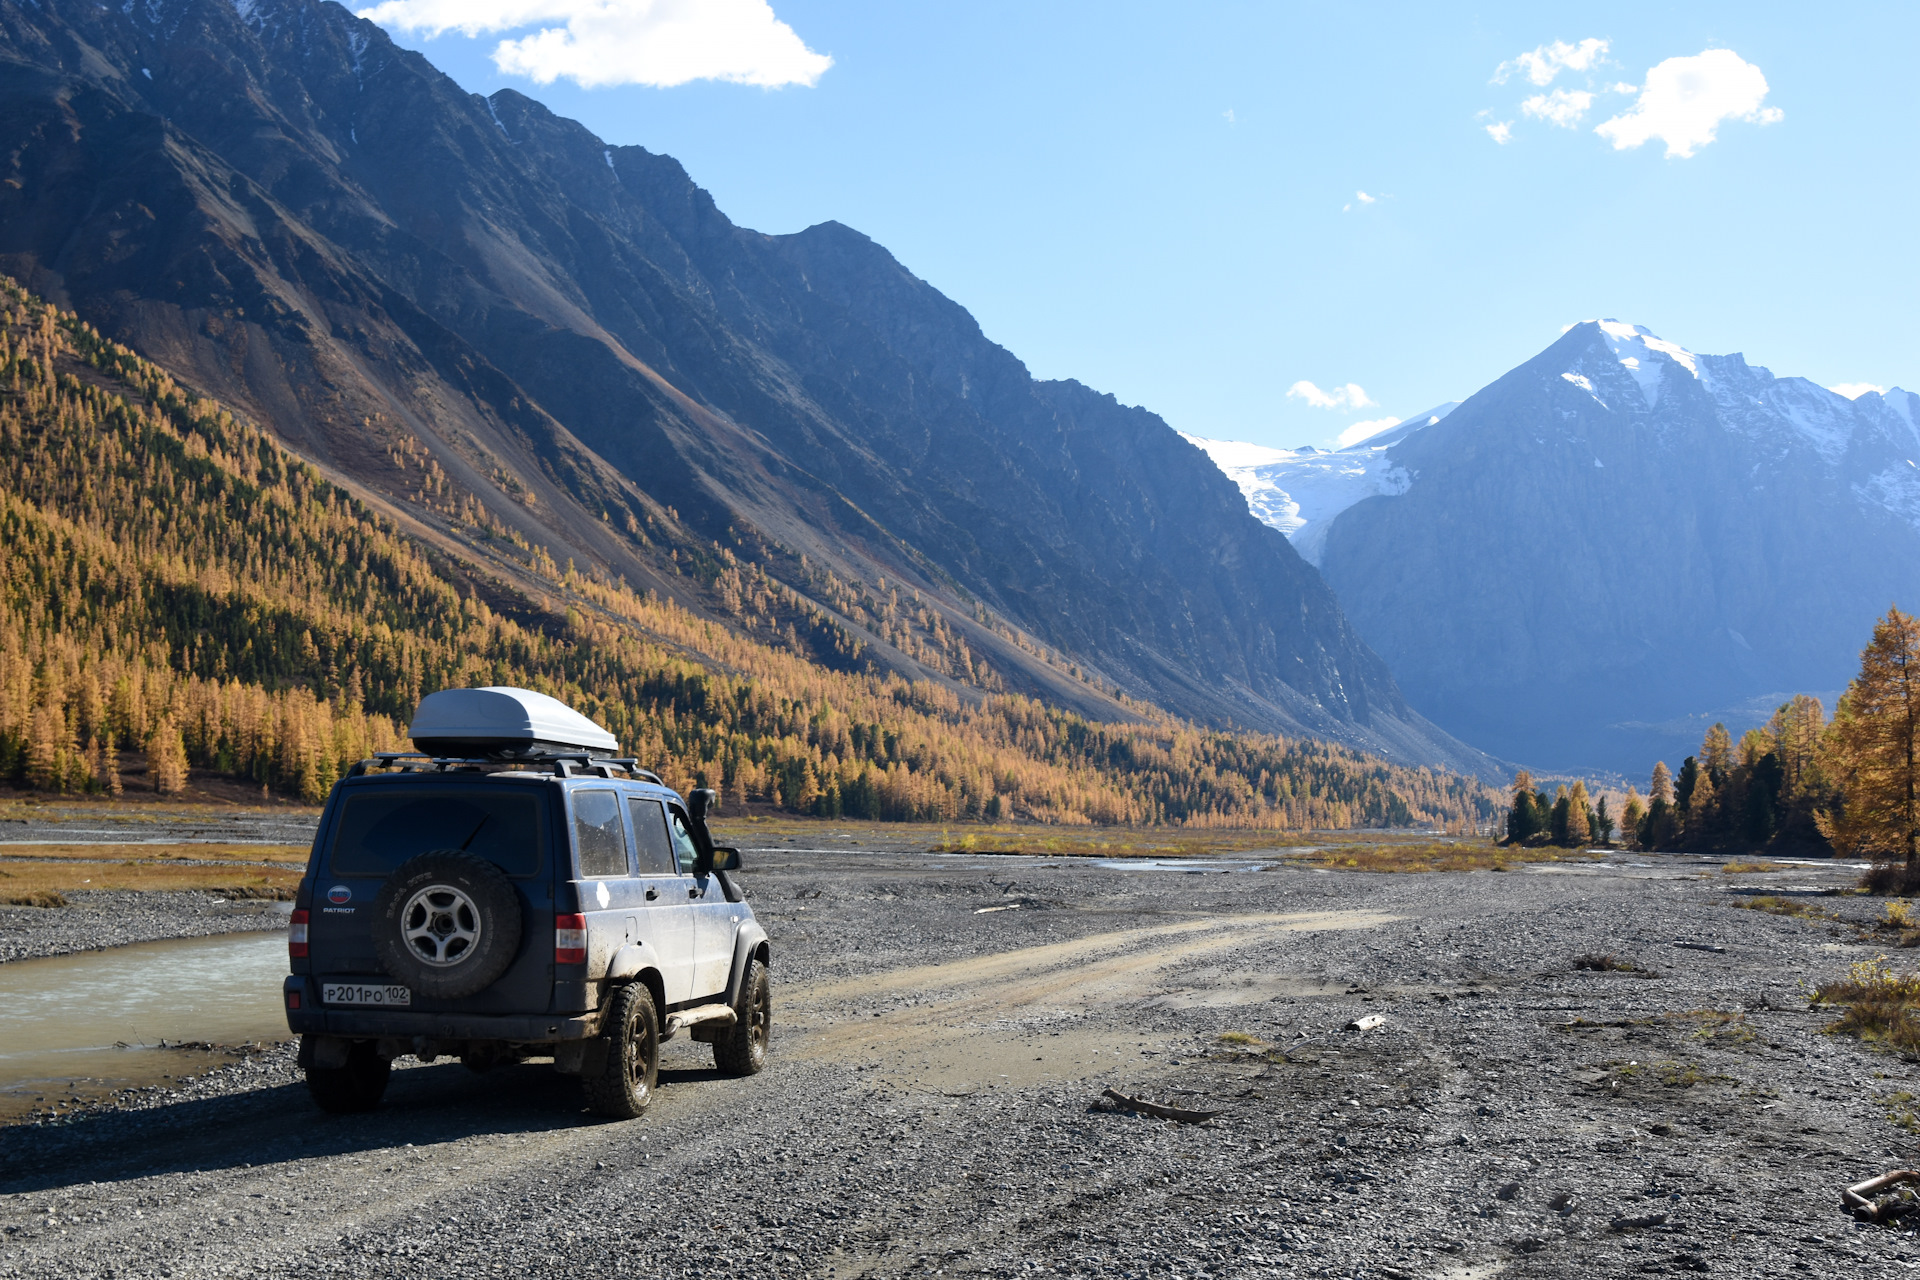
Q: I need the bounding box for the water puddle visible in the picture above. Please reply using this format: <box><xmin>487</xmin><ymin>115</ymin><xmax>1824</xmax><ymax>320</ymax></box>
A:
<box><xmin>1088</xmin><ymin>858</ymin><xmax>1271</xmax><ymax>873</ymax></box>
<box><xmin>0</xmin><ymin>932</ymin><xmax>292</xmax><ymax>1122</ymax></box>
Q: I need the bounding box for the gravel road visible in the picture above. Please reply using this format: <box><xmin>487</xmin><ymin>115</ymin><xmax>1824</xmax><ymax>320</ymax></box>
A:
<box><xmin>1</xmin><ymin>848</ymin><xmax>1915</xmax><ymax>1278</ymax></box>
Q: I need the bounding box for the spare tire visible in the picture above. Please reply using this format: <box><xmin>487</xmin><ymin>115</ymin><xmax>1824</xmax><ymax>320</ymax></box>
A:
<box><xmin>372</xmin><ymin>851</ymin><xmax>524</xmax><ymax>999</ymax></box>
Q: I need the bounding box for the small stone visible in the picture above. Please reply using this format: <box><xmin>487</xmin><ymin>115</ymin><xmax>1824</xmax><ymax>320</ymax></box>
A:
<box><xmin>1496</xmin><ymin>1182</ymin><xmax>1520</xmax><ymax>1201</ymax></box>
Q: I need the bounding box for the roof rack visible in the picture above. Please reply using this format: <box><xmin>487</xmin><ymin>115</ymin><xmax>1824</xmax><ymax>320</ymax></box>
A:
<box><xmin>347</xmin><ymin>752</ymin><xmax>666</xmax><ymax>784</ymax></box>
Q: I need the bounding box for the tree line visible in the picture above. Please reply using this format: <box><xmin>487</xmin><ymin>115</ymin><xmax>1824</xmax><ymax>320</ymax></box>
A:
<box><xmin>0</xmin><ymin>278</ymin><xmax>1500</xmax><ymax>830</ymax></box>
<box><xmin>1510</xmin><ymin>606</ymin><xmax>1920</xmax><ymax>891</ymax></box>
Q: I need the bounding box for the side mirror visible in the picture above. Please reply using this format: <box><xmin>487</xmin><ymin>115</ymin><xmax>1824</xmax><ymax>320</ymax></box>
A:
<box><xmin>689</xmin><ymin>788</ymin><xmax>718</xmax><ymax>821</ymax></box>
<box><xmin>710</xmin><ymin>846</ymin><xmax>743</xmax><ymax>872</ymax></box>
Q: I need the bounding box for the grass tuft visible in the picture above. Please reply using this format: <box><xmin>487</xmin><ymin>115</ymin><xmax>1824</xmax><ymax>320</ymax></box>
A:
<box><xmin>1813</xmin><ymin>955</ymin><xmax>1920</xmax><ymax>1056</ymax></box>
<box><xmin>1573</xmin><ymin>953</ymin><xmax>1636</xmax><ymax>972</ymax></box>
<box><xmin>1733</xmin><ymin>895</ymin><xmax>1834</xmax><ymax>920</ymax></box>
<box><xmin>4</xmin><ymin>889</ymin><xmax>67</xmax><ymax>908</ymax></box>
<box><xmin>1721</xmin><ymin>860</ymin><xmax>1786</xmax><ymax>874</ymax></box>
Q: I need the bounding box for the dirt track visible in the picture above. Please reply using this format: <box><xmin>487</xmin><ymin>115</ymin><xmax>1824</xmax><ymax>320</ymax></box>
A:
<box><xmin>2</xmin><ymin>847</ymin><xmax>1917</xmax><ymax>1278</ymax></box>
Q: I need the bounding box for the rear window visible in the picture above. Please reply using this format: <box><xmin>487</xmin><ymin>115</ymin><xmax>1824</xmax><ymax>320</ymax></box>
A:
<box><xmin>328</xmin><ymin>788</ymin><xmax>546</xmax><ymax>878</ymax></box>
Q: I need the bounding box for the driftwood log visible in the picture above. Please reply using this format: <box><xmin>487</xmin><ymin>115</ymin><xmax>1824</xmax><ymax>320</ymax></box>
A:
<box><xmin>1099</xmin><ymin>1088</ymin><xmax>1221</xmax><ymax>1124</ymax></box>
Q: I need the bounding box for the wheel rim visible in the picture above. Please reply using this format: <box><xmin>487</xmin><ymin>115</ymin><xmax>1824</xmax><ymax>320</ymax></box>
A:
<box><xmin>400</xmin><ymin>883</ymin><xmax>481</xmax><ymax>965</ymax></box>
<box><xmin>628</xmin><ymin>1004</ymin><xmax>656</xmax><ymax>1098</ymax></box>
<box><xmin>748</xmin><ymin>981</ymin><xmax>770</xmax><ymax>1054</ymax></box>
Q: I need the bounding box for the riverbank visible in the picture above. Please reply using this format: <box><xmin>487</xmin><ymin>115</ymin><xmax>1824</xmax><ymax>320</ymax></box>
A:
<box><xmin>0</xmin><ymin>890</ymin><xmax>291</xmax><ymax>964</ymax></box>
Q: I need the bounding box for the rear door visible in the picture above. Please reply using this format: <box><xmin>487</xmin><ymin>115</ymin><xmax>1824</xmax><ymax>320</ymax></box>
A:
<box><xmin>627</xmin><ymin>795</ymin><xmax>698</xmax><ymax>1005</ymax></box>
<box><xmin>308</xmin><ymin>779</ymin><xmax>555</xmax><ymax>1013</ymax></box>
<box><xmin>667</xmin><ymin>801</ymin><xmax>739</xmax><ymax>1001</ymax></box>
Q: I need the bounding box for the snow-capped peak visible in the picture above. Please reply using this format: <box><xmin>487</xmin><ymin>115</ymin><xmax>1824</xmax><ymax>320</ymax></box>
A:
<box><xmin>1593</xmin><ymin>320</ymin><xmax>1698</xmax><ymax>377</ymax></box>
<box><xmin>1570</xmin><ymin>320</ymin><xmax>1702</xmax><ymax>408</ymax></box>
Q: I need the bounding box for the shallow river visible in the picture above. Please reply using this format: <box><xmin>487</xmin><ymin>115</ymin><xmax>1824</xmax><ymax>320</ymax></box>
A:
<box><xmin>0</xmin><ymin>931</ymin><xmax>291</xmax><ymax>1121</ymax></box>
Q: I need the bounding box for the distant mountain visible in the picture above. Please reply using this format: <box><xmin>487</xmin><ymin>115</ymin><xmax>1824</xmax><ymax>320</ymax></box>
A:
<box><xmin>0</xmin><ymin>0</ymin><xmax>1493</xmax><ymax>775</ymax></box>
<box><xmin>1194</xmin><ymin>321</ymin><xmax>1920</xmax><ymax>773</ymax></box>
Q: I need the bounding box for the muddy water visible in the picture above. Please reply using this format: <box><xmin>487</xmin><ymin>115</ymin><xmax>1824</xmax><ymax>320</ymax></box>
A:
<box><xmin>0</xmin><ymin>932</ymin><xmax>292</xmax><ymax>1121</ymax></box>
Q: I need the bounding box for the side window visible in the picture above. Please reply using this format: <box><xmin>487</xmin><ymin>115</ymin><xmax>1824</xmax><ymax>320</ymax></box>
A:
<box><xmin>667</xmin><ymin>805</ymin><xmax>701</xmax><ymax>875</ymax></box>
<box><xmin>572</xmin><ymin>789</ymin><xmax>628</xmax><ymax>878</ymax></box>
<box><xmin>628</xmin><ymin>797</ymin><xmax>677</xmax><ymax>875</ymax></box>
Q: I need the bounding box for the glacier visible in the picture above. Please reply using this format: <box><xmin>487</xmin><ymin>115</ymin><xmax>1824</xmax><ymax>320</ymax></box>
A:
<box><xmin>1184</xmin><ymin>403</ymin><xmax>1457</xmax><ymax>565</ymax></box>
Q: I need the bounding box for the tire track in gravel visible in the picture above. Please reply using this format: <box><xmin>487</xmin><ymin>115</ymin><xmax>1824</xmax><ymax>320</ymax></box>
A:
<box><xmin>789</xmin><ymin>911</ymin><xmax>1397</xmax><ymax>1102</ymax></box>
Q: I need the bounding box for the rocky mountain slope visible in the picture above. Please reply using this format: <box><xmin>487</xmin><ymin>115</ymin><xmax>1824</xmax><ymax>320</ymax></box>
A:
<box><xmin>1198</xmin><ymin>321</ymin><xmax>1920</xmax><ymax>772</ymax></box>
<box><xmin>0</xmin><ymin>0</ymin><xmax>1490</xmax><ymax>776</ymax></box>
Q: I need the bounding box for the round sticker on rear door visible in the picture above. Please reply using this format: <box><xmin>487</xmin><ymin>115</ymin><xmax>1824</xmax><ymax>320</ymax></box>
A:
<box><xmin>327</xmin><ymin>884</ymin><xmax>352</xmax><ymax>905</ymax></box>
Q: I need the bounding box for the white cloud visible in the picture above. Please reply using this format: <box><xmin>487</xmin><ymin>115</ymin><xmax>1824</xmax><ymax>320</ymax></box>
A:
<box><xmin>1288</xmin><ymin>381</ymin><xmax>1376</xmax><ymax>411</ymax></box>
<box><xmin>1223</xmin><ymin>108</ymin><xmax>1236</xmax><ymax>125</ymax></box>
<box><xmin>1484</xmin><ymin>120</ymin><xmax>1513</xmax><ymax>145</ymax></box>
<box><xmin>1335</xmin><ymin>417</ymin><xmax>1400</xmax><ymax>449</ymax></box>
<box><xmin>1355</xmin><ymin>190</ymin><xmax>1376</xmax><ymax>204</ymax></box>
<box><xmin>1830</xmin><ymin>382</ymin><xmax>1887</xmax><ymax>400</ymax></box>
<box><xmin>1522</xmin><ymin>88</ymin><xmax>1594</xmax><ymax>128</ymax></box>
<box><xmin>356</xmin><ymin>0</ymin><xmax>833</xmax><ymax>89</ymax></box>
<box><xmin>1494</xmin><ymin>38</ymin><xmax>1609</xmax><ymax>87</ymax></box>
<box><xmin>1594</xmin><ymin>49</ymin><xmax>1781</xmax><ymax>158</ymax></box>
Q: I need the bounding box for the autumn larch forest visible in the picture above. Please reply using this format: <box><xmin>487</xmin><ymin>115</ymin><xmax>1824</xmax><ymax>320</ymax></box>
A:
<box><xmin>0</xmin><ymin>279</ymin><xmax>1497</xmax><ymax>832</ymax></box>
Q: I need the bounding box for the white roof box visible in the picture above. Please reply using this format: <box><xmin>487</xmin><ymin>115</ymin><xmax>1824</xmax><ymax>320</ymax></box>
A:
<box><xmin>409</xmin><ymin>686</ymin><xmax>619</xmax><ymax>757</ymax></box>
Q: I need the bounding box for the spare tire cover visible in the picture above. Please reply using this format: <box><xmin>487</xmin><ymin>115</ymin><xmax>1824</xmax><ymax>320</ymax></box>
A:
<box><xmin>372</xmin><ymin>851</ymin><xmax>525</xmax><ymax>999</ymax></box>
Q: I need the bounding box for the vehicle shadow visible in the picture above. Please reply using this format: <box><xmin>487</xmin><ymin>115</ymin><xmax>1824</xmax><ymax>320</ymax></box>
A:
<box><xmin>0</xmin><ymin>1059</ymin><xmax>609</xmax><ymax>1195</ymax></box>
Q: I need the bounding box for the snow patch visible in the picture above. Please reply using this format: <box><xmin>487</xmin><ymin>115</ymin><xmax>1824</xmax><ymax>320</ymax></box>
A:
<box><xmin>1591</xmin><ymin>320</ymin><xmax>1699</xmax><ymax>408</ymax></box>
<box><xmin>141</xmin><ymin>67</ymin><xmax>152</xmax><ymax>79</ymax></box>
<box><xmin>485</xmin><ymin>95</ymin><xmax>512</xmax><ymax>140</ymax></box>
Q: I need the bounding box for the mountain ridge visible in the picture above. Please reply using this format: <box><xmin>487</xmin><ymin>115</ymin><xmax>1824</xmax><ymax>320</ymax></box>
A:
<box><xmin>1193</xmin><ymin>319</ymin><xmax>1920</xmax><ymax>772</ymax></box>
<box><xmin>0</xmin><ymin>0</ymin><xmax>1498</xmax><ymax>778</ymax></box>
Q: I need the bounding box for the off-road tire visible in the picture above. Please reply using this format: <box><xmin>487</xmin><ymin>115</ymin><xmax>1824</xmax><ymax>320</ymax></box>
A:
<box><xmin>371</xmin><ymin>850</ymin><xmax>523</xmax><ymax>999</ymax></box>
<box><xmin>581</xmin><ymin>983</ymin><xmax>660</xmax><ymax>1119</ymax></box>
<box><xmin>306</xmin><ymin>1041</ymin><xmax>391</xmax><ymax>1113</ymax></box>
<box><xmin>713</xmin><ymin>956</ymin><xmax>770</xmax><ymax>1076</ymax></box>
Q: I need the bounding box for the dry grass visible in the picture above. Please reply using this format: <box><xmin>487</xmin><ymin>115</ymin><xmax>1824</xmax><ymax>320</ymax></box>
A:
<box><xmin>1573</xmin><ymin>953</ymin><xmax>1637</xmax><ymax>972</ymax></box>
<box><xmin>1665</xmin><ymin>1010</ymin><xmax>1759</xmax><ymax>1044</ymax></box>
<box><xmin>1732</xmin><ymin>895</ymin><xmax>1835</xmax><ymax>920</ymax></box>
<box><xmin>1292</xmin><ymin>842</ymin><xmax>1594</xmax><ymax>874</ymax></box>
<box><xmin>3</xmin><ymin>888</ymin><xmax>66</xmax><ymax>908</ymax></box>
<box><xmin>1721</xmin><ymin>860</ymin><xmax>1787</xmax><ymax>874</ymax></box>
<box><xmin>0</xmin><ymin>843</ymin><xmax>307</xmax><ymax>865</ymax></box>
<box><xmin>1814</xmin><ymin>955</ymin><xmax>1920</xmax><ymax>1056</ymax></box>
<box><xmin>0</xmin><ymin>859</ymin><xmax>299</xmax><ymax>901</ymax></box>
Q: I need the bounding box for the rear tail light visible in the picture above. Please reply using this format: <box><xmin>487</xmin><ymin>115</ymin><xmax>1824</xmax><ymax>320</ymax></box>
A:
<box><xmin>287</xmin><ymin>990</ymin><xmax>302</xmax><ymax>1010</ymax></box>
<box><xmin>289</xmin><ymin>909</ymin><xmax>309</xmax><ymax>960</ymax></box>
<box><xmin>555</xmin><ymin>913</ymin><xmax>587</xmax><ymax>965</ymax></box>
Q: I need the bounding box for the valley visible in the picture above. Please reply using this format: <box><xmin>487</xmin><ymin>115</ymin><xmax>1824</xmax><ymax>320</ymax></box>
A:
<box><xmin>1</xmin><ymin>835</ymin><xmax>1912</xmax><ymax>1278</ymax></box>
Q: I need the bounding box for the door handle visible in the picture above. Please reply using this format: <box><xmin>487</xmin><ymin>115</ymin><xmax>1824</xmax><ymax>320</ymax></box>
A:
<box><xmin>645</xmin><ymin>888</ymin><xmax>658</xmax><ymax>901</ymax></box>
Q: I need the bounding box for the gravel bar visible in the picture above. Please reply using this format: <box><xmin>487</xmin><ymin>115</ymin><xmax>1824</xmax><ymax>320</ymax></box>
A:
<box><xmin>1</xmin><ymin>848</ymin><xmax>1914</xmax><ymax>1278</ymax></box>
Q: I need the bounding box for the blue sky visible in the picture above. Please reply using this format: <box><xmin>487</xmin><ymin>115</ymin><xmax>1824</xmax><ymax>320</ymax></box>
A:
<box><xmin>361</xmin><ymin>2</ymin><xmax>1920</xmax><ymax>451</ymax></box>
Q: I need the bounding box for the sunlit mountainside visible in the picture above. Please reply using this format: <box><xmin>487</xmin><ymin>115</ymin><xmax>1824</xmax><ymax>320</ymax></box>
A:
<box><xmin>0</xmin><ymin>279</ymin><xmax>1497</xmax><ymax>829</ymax></box>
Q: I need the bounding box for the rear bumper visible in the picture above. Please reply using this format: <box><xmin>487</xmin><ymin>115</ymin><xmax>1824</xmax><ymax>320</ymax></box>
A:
<box><xmin>282</xmin><ymin>976</ymin><xmax>598</xmax><ymax>1043</ymax></box>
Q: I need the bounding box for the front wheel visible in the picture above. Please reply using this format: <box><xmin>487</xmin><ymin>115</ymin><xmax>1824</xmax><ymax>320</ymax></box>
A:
<box><xmin>713</xmin><ymin>957</ymin><xmax>770</xmax><ymax>1076</ymax></box>
<box><xmin>581</xmin><ymin>983</ymin><xmax>660</xmax><ymax>1118</ymax></box>
<box><xmin>306</xmin><ymin>1040</ymin><xmax>391</xmax><ymax>1114</ymax></box>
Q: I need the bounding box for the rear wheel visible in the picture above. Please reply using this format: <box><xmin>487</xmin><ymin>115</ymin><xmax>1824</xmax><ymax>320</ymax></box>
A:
<box><xmin>306</xmin><ymin>1041</ymin><xmax>391</xmax><ymax>1113</ymax></box>
<box><xmin>581</xmin><ymin>983</ymin><xmax>659</xmax><ymax>1118</ymax></box>
<box><xmin>713</xmin><ymin>957</ymin><xmax>770</xmax><ymax>1076</ymax></box>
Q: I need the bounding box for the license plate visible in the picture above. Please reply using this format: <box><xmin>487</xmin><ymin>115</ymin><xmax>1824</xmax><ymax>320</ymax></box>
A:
<box><xmin>323</xmin><ymin>982</ymin><xmax>412</xmax><ymax>1007</ymax></box>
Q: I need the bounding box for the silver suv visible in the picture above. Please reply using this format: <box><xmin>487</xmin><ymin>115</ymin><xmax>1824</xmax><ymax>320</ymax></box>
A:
<box><xmin>283</xmin><ymin>688</ymin><xmax>770</xmax><ymax>1118</ymax></box>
